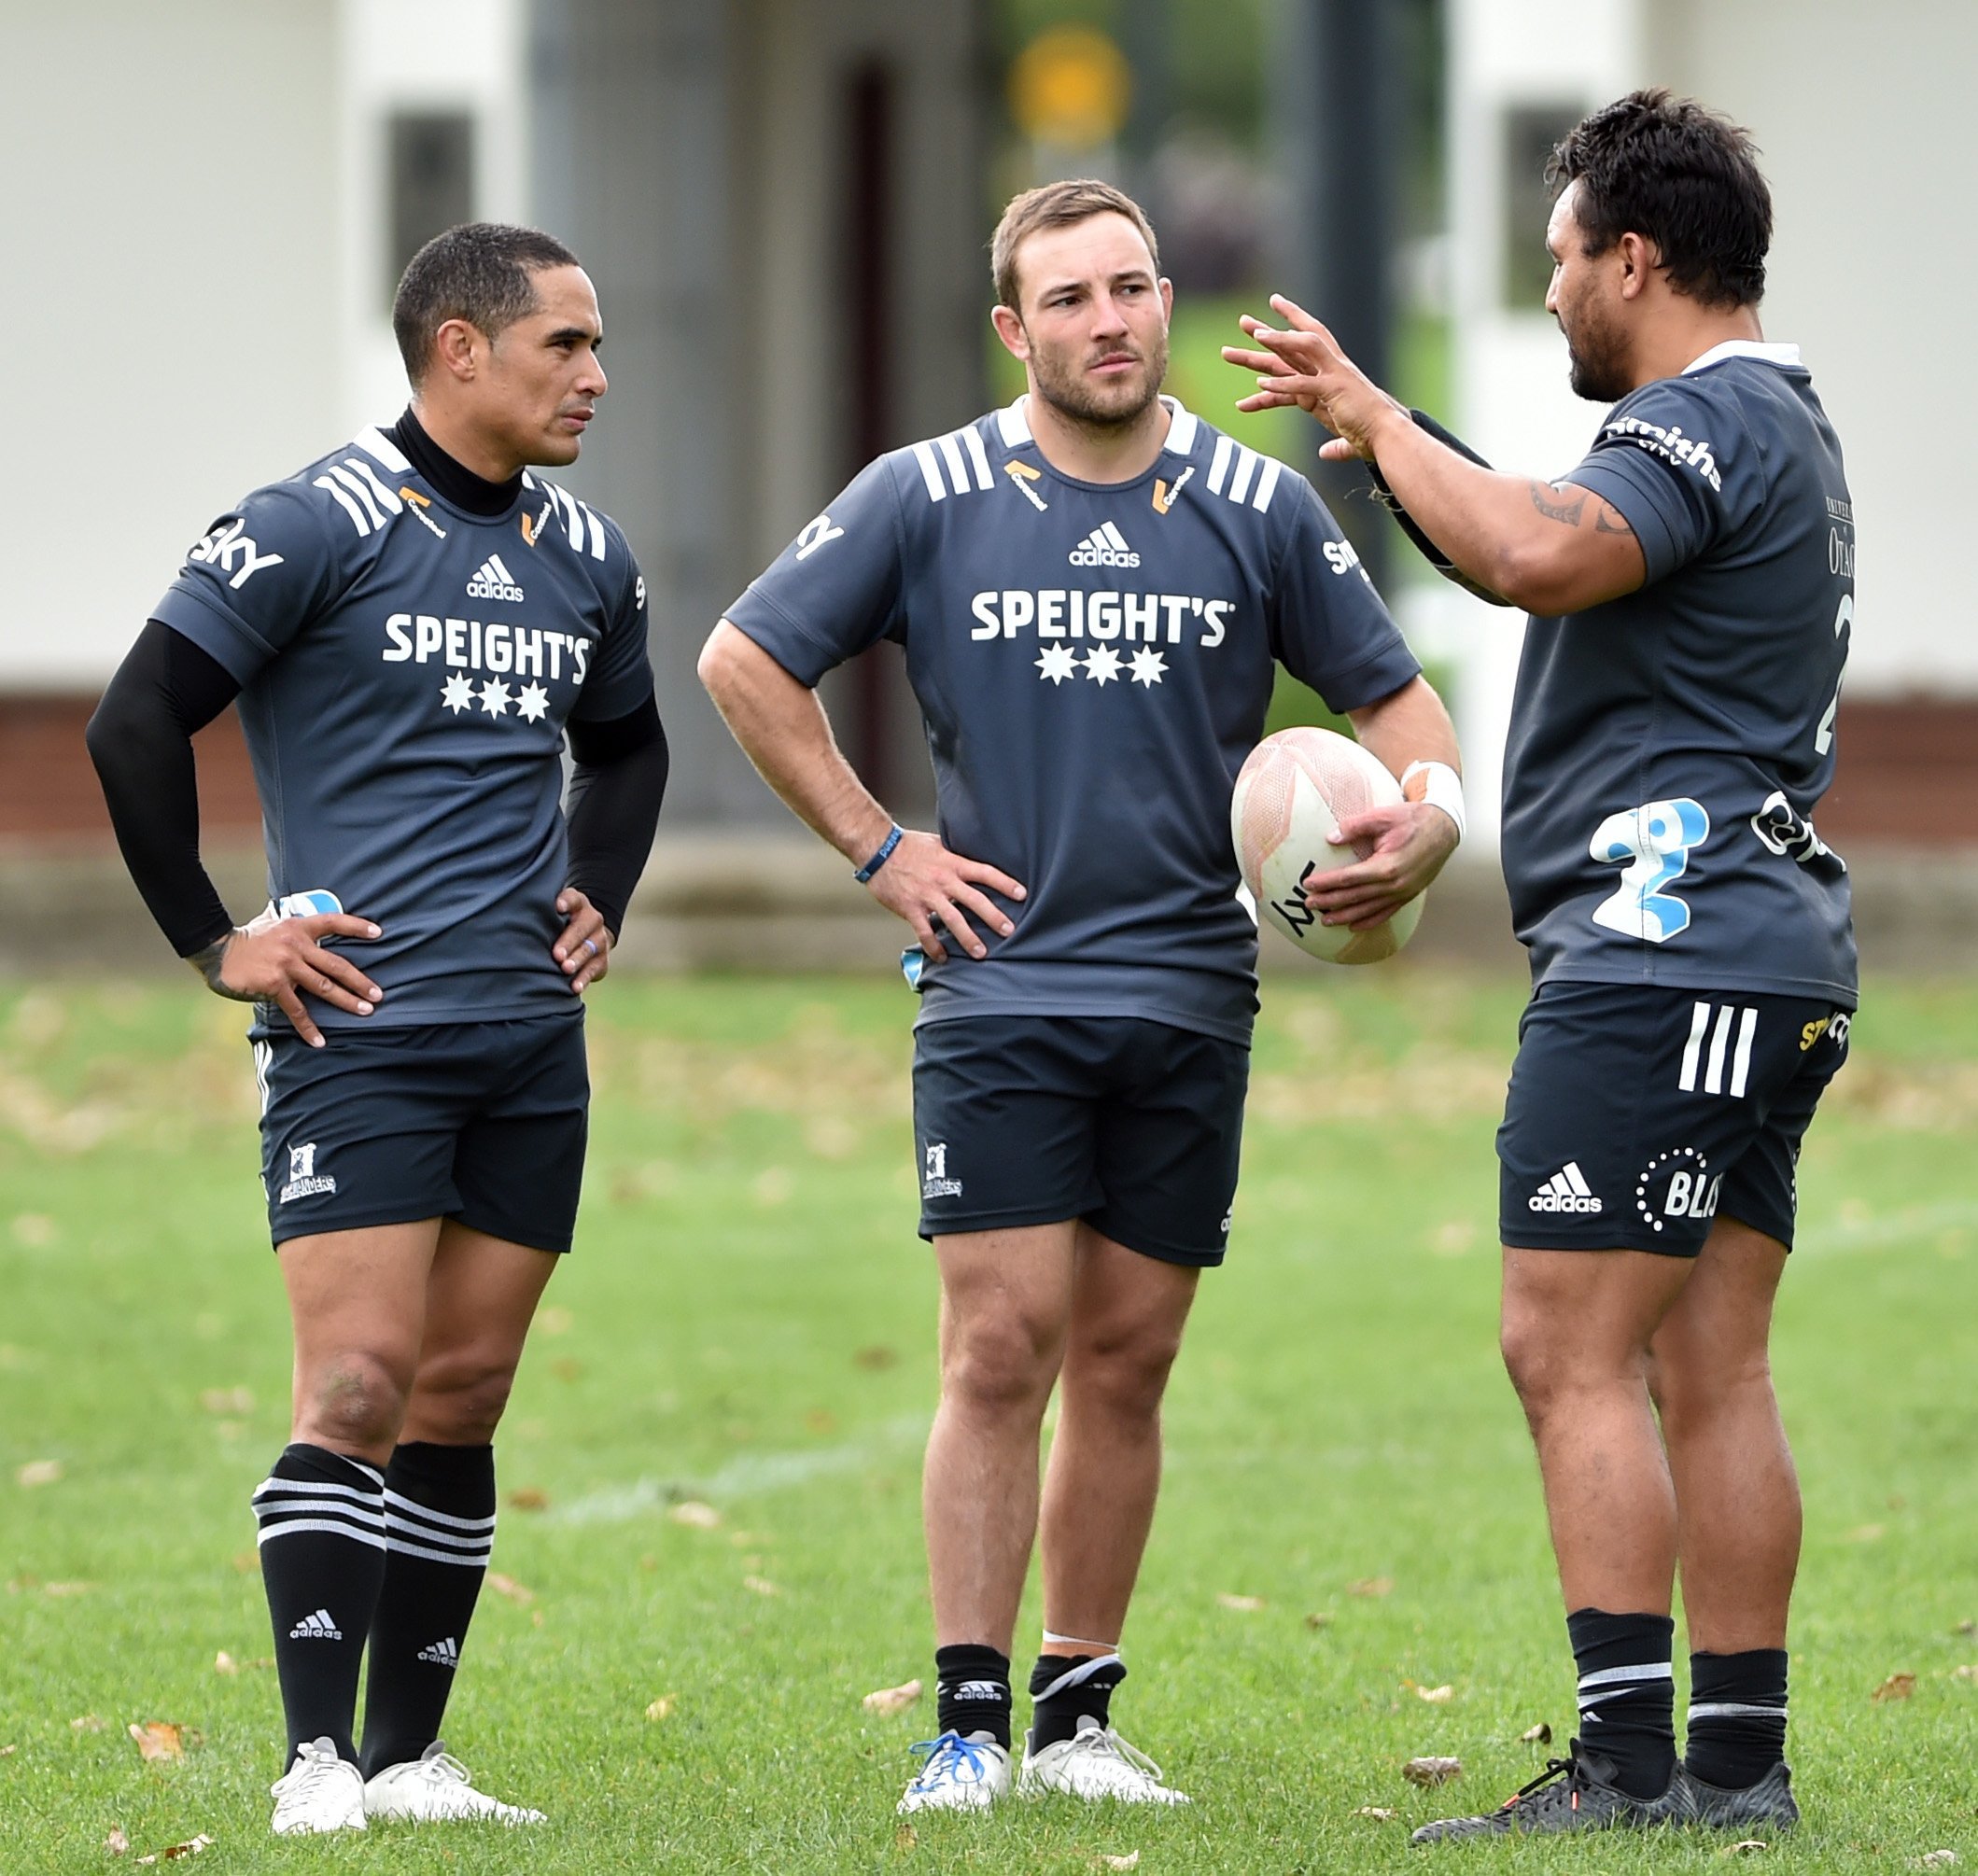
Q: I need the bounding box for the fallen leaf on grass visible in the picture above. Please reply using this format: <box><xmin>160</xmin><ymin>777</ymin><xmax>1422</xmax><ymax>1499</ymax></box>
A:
<box><xmin>212</xmin><ymin>1653</ymin><xmax>236</xmax><ymax>1675</ymax></box>
<box><xmin>538</xmin><ymin>1306</ymin><xmax>574</xmax><ymax>1337</ymax></box>
<box><xmin>668</xmin><ymin>1501</ymin><xmax>722</xmax><ymax>1530</ymax></box>
<box><xmin>11</xmin><ymin>1213</ymin><xmax>56</xmax><ymax>1248</ymax></box>
<box><xmin>645</xmin><ymin>1695</ymin><xmax>676</xmax><ymax>1721</ymax></box>
<box><xmin>0</xmin><ymin>1744</ymin><xmax>15</xmax><ymax>1756</ymax></box>
<box><xmin>1407</xmin><ymin>1682</ymin><xmax>1453</xmax><ymax>1704</ymax></box>
<box><xmin>1952</xmin><ymin>1664</ymin><xmax>1978</xmax><ymax>1682</ymax></box>
<box><xmin>45</xmin><ymin>1581</ymin><xmax>92</xmax><ymax>1598</ymax></box>
<box><xmin>1956</xmin><ymin>1619</ymin><xmax>1976</xmax><ymax>1637</ymax></box>
<box><xmin>1348</xmin><ymin>1576</ymin><xmax>1395</xmax><ymax>1598</ymax></box>
<box><xmin>134</xmin><ymin>1835</ymin><xmax>214</xmax><ymax>1864</ymax></box>
<box><xmin>198</xmin><ymin>1388</ymin><xmax>253</xmax><ymax>1416</ymax></box>
<box><xmin>1304</xmin><ymin>1612</ymin><xmax>1332</xmax><ymax>1630</ymax></box>
<box><xmin>552</xmin><ymin>1358</ymin><xmax>583</xmax><ymax>1382</ymax></box>
<box><xmin>506</xmin><ymin>1488</ymin><xmax>550</xmax><ymax>1513</ymax></box>
<box><xmin>70</xmin><ymin>1715</ymin><xmax>104</xmax><ymax>1732</ymax></box>
<box><xmin>1354</xmin><ymin>1806</ymin><xmax>1398</xmax><ymax>1821</ymax></box>
<box><xmin>486</xmin><ymin>1573</ymin><xmax>535</xmax><ymax>1605</ymax></box>
<box><xmin>743</xmin><ymin>1575</ymin><xmax>779</xmax><ymax>1597</ymax></box>
<box><xmin>127</xmin><ymin>1723</ymin><xmax>187</xmax><ymax>1762</ymax></box>
<box><xmin>105</xmin><ymin>1825</ymin><xmax>130</xmax><ymax>1855</ymax></box>
<box><xmin>806</xmin><ymin>1408</ymin><xmax>838</xmax><ymax>1434</ymax></box>
<box><xmin>1917</xmin><ymin>1855</ymin><xmax>1958</xmax><ymax>1870</ymax></box>
<box><xmin>230</xmin><ymin>1553</ymin><xmax>259</xmax><ymax>1575</ymax></box>
<box><xmin>1872</xmin><ymin>1673</ymin><xmax>1916</xmax><ymax>1704</ymax></box>
<box><xmin>863</xmin><ymin>1679</ymin><xmax>923</xmax><ymax>1715</ymax></box>
<box><xmin>1403</xmin><ymin>1757</ymin><xmax>1462</xmax><ymax>1786</ymax></box>
<box><xmin>15</xmin><ymin>1459</ymin><xmax>62</xmax><ymax>1488</ymax></box>
<box><xmin>893</xmin><ymin>1823</ymin><xmax>917</xmax><ymax>1851</ymax></box>
<box><xmin>1216</xmin><ymin>1592</ymin><xmax>1265</xmax><ymax>1612</ymax></box>
<box><xmin>1845</xmin><ymin>1523</ymin><xmax>1885</xmax><ymax>1543</ymax></box>
<box><xmin>1097</xmin><ymin>1855</ymin><xmax>1141</xmax><ymax>1870</ymax></box>
<box><xmin>854</xmin><ymin>1345</ymin><xmax>898</xmax><ymax>1371</ymax></box>
<box><xmin>1720</xmin><ymin>1841</ymin><xmax>1769</xmax><ymax>1856</ymax></box>
<box><xmin>1519</xmin><ymin>1722</ymin><xmax>1552</xmax><ymax>1744</ymax></box>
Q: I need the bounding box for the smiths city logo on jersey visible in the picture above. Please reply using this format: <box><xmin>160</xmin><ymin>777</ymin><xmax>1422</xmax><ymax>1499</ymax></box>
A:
<box><xmin>1602</xmin><ymin>414</ymin><xmax>1724</xmax><ymax>492</ymax></box>
<box><xmin>467</xmin><ymin>554</ymin><xmax>526</xmax><ymax>604</ymax></box>
<box><xmin>1069</xmin><ymin>522</ymin><xmax>1141</xmax><ymax>568</ymax></box>
<box><xmin>279</xmin><ymin>1141</ymin><xmax>336</xmax><ymax>1205</ymax></box>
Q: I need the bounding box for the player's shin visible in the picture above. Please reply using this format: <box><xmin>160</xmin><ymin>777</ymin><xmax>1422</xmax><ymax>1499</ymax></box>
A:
<box><xmin>253</xmin><ymin>1444</ymin><xmax>388</xmax><ymax>1766</ymax></box>
<box><xmin>358</xmin><ymin>1442</ymin><xmax>498</xmax><ymax>1777</ymax></box>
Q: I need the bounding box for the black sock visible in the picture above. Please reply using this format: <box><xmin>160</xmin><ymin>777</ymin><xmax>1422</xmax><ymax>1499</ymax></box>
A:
<box><xmin>253</xmin><ymin>1443</ymin><xmax>387</xmax><ymax>1765</ymax></box>
<box><xmin>934</xmin><ymin>1645</ymin><xmax>1012</xmax><ymax>1750</ymax></box>
<box><xmin>358</xmin><ymin>1442</ymin><xmax>498</xmax><ymax>1779</ymax></box>
<box><xmin>1685</xmin><ymin>1649</ymin><xmax>1789</xmax><ymax>1788</ymax></box>
<box><xmin>1567</xmin><ymin>1607</ymin><xmax>1676</xmax><ymax>1799</ymax></box>
<box><xmin>1028</xmin><ymin>1652</ymin><xmax>1127</xmax><ymax>1751</ymax></box>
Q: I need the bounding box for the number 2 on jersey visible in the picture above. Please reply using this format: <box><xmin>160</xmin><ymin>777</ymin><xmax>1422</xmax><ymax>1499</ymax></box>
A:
<box><xmin>1814</xmin><ymin>592</ymin><xmax>1852</xmax><ymax>756</ymax></box>
<box><xmin>1588</xmin><ymin>797</ymin><xmax>1711</xmax><ymax>944</ymax></box>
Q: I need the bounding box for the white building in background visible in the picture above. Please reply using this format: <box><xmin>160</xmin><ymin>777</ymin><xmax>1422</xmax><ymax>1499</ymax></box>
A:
<box><xmin>1416</xmin><ymin>0</ymin><xmax>1973</xmax><ymax>851</ymax></box>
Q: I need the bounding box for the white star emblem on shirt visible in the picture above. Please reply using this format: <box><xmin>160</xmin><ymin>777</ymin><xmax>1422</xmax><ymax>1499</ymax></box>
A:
<box><xmin>516</xmin><ymin>681</ymin><xmax>551</xmax><ymax>723</ymax></box>
<box><xmin>1128</xmin><ymin>647</ymin><xmax>1168</xmax><ymax>687</ymax></box>
<box><xmin>1083</xmin><ymin>644</ymin><xmax>1122</xmax><ymax>686</ymax></box>
<box><xmin>1036</xmin><ymin>643</ymin><xmax>1078</xmax><ymax>685</ymax></box>
<box><xmin>478</xmin><ymin>678</ymin><xmax>512</xmax><ymax>719</ymax></box>
<box><xmin>439</xmin><ymin>673</ymin><xmax>474</xmax><ymax>715</ymax></box>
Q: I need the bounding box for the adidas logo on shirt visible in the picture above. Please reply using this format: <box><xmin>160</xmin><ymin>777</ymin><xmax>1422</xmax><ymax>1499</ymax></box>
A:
<box><xmin>289</xmin><ymin>1607</ymin><xmax>343</xmax><ymax>1641</ymax></box>
<box><xmin>1529</xmin><ymin>1162</ymin><xmax>1604</xmax><ymax>1214</ymax></box>
<box><xmin>1068</xmin><ymin>522</ymin><xmax>1140</xmax><ymax>568</ymax></box>
<box><xmin>466</xmin><ymin>553</ymin><xmax>525</xmax><ymax>603</ymax></box>
<box><xmin>416</xmin><ymin>1636</ymin><xmax>461</xmax><ymax>1667</ymax></box>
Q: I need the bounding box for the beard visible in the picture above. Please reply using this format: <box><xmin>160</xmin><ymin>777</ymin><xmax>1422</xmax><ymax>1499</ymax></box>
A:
<box><xmin>1028</xmin><ymin>327</ymin><xmax>1170</xmax><ymax>430</ymax></box>
<box><xmin>1562</xmin><ymin>297</ymin><xmax>1632</xmax><ymax>404</ymax></box>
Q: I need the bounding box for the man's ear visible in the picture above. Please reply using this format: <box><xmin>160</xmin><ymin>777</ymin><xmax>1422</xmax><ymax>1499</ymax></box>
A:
<box><xmin>990</xmin><ymin>304</ymin><xmax>1031</xmax><ymax>362</ymax></box>
<box><xmin>432</xmin><ymin>316</ymin><xmax>482</xmax><ymax>382</ymax></box>
<box><xmin>1615</xmin><ymin>231</ymin><xmax>1662</xmax><ymax>302</ymax></box>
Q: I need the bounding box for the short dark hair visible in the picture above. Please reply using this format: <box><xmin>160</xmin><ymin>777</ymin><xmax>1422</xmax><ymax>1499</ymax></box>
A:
<box><xmin>991</xmin><ymin>179</ymin><xmax>1161</xmax><ymax>315</ymax></box>
<box><xmin>391</xmin><ymin>222</ymin><xmax>581</xmax><ymax>382</ymax></box>
<box><xmin>1549</xmin><ymin>90</ymin><xmax>1772</xmax><ymax>310</ymax></box>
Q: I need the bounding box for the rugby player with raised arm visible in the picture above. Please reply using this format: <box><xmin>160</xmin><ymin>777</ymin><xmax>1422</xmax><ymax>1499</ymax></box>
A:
<box><xmin>701</xmin><ymin>179</ymin><xmax>1461</xmax><ymax>1813</ymax></box>
<box><xmin>88</xmin><ymin>224</ymin><xmax>666</xmax><ymax>1835</ymax></box>
<box><xmin>1228</xmin><ymin>91</ymin><xmax>1855</xmax><ymax>1840</ymax></box>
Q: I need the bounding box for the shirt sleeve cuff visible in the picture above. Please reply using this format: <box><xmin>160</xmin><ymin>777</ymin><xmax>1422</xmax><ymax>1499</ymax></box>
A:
<box><xmin>1563</xmin><ymin>459</ymin><xmax>1684</xmax><ymax>586</ymax></box>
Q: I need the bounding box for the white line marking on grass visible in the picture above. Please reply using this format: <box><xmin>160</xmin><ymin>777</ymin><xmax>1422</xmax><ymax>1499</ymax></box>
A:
<box><xmin>548</xmin><ymin>1414</ymin><xmax>929</xmax><ymax>1526</ymax></box>
<box><xmin>1795</xmin><ymin>1201</ymin><xmax>1978</xmax><ymax>1257</ymax></box>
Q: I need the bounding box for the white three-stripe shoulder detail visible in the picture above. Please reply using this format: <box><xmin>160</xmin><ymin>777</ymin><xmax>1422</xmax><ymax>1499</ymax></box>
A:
<box><xmin>353</xmin><ymin>426</ymin><xmax>412</xmax><ymax>475</ymax></box>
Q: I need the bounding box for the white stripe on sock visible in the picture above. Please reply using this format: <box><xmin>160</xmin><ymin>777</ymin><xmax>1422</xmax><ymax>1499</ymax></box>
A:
<box><xmin>1578</xmin><ymin>1660</ymin><xmax>1674</xmax><ymax>1690</ymax></box>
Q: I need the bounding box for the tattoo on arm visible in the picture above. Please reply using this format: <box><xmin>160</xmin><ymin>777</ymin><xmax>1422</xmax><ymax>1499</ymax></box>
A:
<box><xmin>1528</xmin><ymin>482</ymin><xmax>1588</xmax><ymax>525</ymax></box>
<box><xmin>1593</xmin><ymin>501</ymin><xmax>1634</xmax><ymax>536</ymax></box>
<box><xmin>187</xmin><ymin>932</ymin><xmax>251</xmax><ymax>1001</ymax></box>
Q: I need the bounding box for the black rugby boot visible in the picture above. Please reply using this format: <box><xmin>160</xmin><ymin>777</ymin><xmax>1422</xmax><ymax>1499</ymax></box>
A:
<box><xmin>1410</xmin><ymin>1740</ymin><xmax>1690</xmax><ymax>1844</ymax></box>
<box><xmin>1681</xmin><ymin>1758</ymin><xmax>1800</xmax><ymax>1831</ymax></box>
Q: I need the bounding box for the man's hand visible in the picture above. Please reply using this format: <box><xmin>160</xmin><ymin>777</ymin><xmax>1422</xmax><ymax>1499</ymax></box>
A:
<box><xmin>190</xmin><ymin>911</ymin><xmax>384</xmax><ymax>1048</ymax></box>
<box><xmin>865</xmin><ymin>830</ymin><xmax>1026</xmax><ymax>963</ymax></box>
<box><xmin>1300</xmin><ymin>802</ymin><xmax>1458</xmax><ymax>932</ymax></box>
<box><xmin>553</xmin><ymin>889</ymin><xmax>613</xmax><ymax>993</ymax></box>
<box><xmin>1221</xmin><ymin>294</ymin><xmax>1409</xmax><ymax>462</ymax></box>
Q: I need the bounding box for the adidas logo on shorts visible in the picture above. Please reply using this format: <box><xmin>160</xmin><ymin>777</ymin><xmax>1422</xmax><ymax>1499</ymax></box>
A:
<box><xmin>1529</xmin><ymin>1161</ymin><xmax>1604</xmax><ymax>1214</ymax></box>
<box><xmin>466</xmin><ymin>553</ymin><xmax>525</xmax><ymax>603</ymax></box>
<box><xmin>1068</xmin><ymin>522</ymin><xmax>1140</xmax><ymax>568</ymax></box>
<box><xmin>290</xmin><ymin>1607</ymin><xmax>343</xmax><ymax>1641</ymax></box>
<box><xmin>416</xmin><ymin>1635</ymin><xmax>461</xmax><ymax>1667</ymax></box>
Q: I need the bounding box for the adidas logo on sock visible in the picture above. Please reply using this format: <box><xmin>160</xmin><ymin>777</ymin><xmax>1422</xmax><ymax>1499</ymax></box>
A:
<box><xmin>1068</xmin><ymin>522</ymin><xmax>1140</xmax><ymax>568</ymax></box>
<box><xmin>949</xmin><ymin>1680</ymin><xmax>1006</xmax><ymax>1701</ymax></box>
<box><xmin>416</xmin><ymin>1635</ymin><xmax>460</xmax><ymax>1666</ymax></box>
<box><xmin>289</xmin><ymin>1607</ymin><xmax>343</xmax><ymax>1641</ymax></box>
<box><xmin>466</xmin><ymin>553</ymin><xmax>525</xmax><ymax>603</ymax></box>
<box><xmin>1529</xmin><ymin>1161</ymin><xmax>1604</xmax><ymax>1213</ymax></box>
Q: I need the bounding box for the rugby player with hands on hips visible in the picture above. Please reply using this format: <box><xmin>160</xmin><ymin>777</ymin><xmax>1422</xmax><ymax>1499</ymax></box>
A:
<box><xmin>702</xmin><ymin>177</ymin><xmax>1460</xmax><ymax>1815</ymax></box>
<box><xmin>88</xmin><ymin>224</ymin><xmax>666</xmax><ymax>1835</ymax></box>
<box><xmin>1227</xmin><ymin>91</ymin><xmax>1856</xmax><ymax>1841</ymax></box>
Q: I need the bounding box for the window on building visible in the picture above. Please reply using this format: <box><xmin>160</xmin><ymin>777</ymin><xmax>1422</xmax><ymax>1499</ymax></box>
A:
<box><xmin>1500</xmin><ymin>103</ymin><xmax>1582</xmax><ymax>312</ymax></box>
<box><xmin>386</xmin><ymin>111</ymin><xmax>476</xmax><ymax>305</ymax></box>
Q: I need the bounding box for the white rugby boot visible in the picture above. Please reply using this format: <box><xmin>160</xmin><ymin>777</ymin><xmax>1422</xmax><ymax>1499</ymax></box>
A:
<box><xmin>897</xmin><ymin>1731</ymin><xmax>1013</xmax><ymax>1813</ymax></box>
<box><xmin>361</xmin><ymin>1741</ymin><xmax>546</xmax><ymax>1825</ymax></box>
<box><xmin>1017</xmin><ymin>1724</ymin><xmax>1191</xmax><ymax>1804</ymax></box>
<box><xmin>270</xmin><ymin>1737</ymin><xmax>367</xmax><ymax>1835</ymax></box>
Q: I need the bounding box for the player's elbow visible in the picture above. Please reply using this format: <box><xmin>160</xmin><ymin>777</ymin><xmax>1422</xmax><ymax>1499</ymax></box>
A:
<box><xmin>695</xmin><ymin>621</ymin><xmax>751</xmax><ymax>705</ymax></box>
<box><xmin>1491</xmin><ymin>539</ymin><xmax>1588</xmax><ymax>618</ymax></box>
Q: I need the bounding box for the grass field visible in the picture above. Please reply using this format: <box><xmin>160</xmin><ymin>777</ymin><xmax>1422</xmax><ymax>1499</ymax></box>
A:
<box><xmin>4</xmin><ymin>970</ymin><xmax>1976</xmax><ymax>1872</ymax></box>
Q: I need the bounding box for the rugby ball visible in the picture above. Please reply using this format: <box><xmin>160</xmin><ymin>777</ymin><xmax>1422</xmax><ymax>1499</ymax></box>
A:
<box><xmin>1230</xmin><ymin>726</ymin><xmax>1424</xmax><ymax>965</ymax></box>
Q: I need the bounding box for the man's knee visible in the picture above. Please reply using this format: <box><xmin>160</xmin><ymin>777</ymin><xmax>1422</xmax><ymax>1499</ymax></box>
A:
<box><xmin>1062</xmin><ymin>1311</ymin><xmax>1186</xmax><ymax>1421</ymax></box>
<box><xmin>408</xmin><ymin>1346</ymin><xmax>520</xmax><ymax>1443</ymax></box>
<box><xmin>302</xmin><ymin>1349</ymin><xmax>411</xmax><ymax>1450</ymax></box>
<box><xmin>1647</xmin><ymin>1332</ymin><xmax>1773</xmax><ymax>1430</ymax></box>
<box><xmin>942</xmin><ymin>1309</ymin><xmax>1063</xmax><ymax>1418</ymax></box>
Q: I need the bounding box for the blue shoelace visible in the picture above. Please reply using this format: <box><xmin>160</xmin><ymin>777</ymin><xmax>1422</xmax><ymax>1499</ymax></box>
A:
<box><xmin>908</xmin><ymin>1731</ymin><xmax>994</xmax><ymax>1785</ymax></box>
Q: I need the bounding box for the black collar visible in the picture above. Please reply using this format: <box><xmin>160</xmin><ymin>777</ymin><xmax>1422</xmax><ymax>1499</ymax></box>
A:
<box><xmin>385</xmin><ymin>408</ymin><xmax>524</xmax><ymax>517</ymax></box>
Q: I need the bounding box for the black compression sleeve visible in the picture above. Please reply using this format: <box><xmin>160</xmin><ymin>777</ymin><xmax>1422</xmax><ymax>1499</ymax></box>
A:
<box><xmin>563</xmin><ymin>693</ymin><xmax>668</xmax><ymax>939</ymax></box>
<box><xmin>85</xmin><ymin>622</ymin><xmax>245</xmax><ymax>957</ymax></box>
<box><xmin>1367</xmin><ymin>409</ymin><xmax>1514</xmax><ymax>607</ymax></box>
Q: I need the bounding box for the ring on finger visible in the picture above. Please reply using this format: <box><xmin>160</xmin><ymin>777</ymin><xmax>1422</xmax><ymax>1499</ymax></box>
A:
<box><xmin>581</xmin><ymin>937</ymin><xmax>598</xmax><ymax>959</ymax></box>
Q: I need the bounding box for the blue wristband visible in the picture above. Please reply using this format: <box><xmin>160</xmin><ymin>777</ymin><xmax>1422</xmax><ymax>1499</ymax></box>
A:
<box><xmin>854</xmin><ymin>823</ymin><xmax>904</xmax><ymax>884</ymax></box>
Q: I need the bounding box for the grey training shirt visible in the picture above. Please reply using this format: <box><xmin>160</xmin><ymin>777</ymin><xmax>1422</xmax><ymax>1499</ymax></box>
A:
<box><xmin>1501</xmin><ymin>343</ymin><xmax>1857</xmax><ymax>1005</ymax></box>
<box><xmin>152</xmin><ymin>425</ymin><xmax>653</xmax><ymax>1032</ymax></box>
<box><xmin>725</xmin><ymin>396</ymin><xmax>1421</xmax><ymax>1045</ymax></box>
